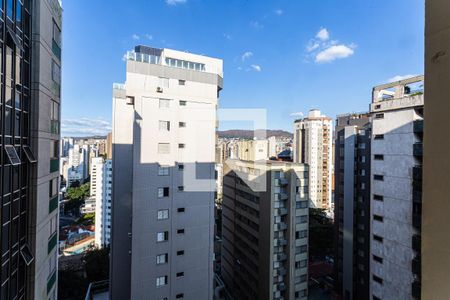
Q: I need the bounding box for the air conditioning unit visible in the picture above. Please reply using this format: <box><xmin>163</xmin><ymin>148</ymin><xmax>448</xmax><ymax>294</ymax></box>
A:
<box><xmin>156</xmin><ymin>86</ymin><xmax>163</xmax><ymax>93</ymax></box>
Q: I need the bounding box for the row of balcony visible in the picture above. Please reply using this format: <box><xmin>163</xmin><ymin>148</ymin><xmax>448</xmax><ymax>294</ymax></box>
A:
<box><xmin>413</xmin><ymin>119</ymin><xmax>424</xmax><ymax>134</ymax></box>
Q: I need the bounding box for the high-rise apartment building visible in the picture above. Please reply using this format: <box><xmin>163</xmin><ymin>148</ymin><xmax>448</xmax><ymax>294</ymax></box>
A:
<box><xmin>293</xmin><ymin>109</ymin><xmax>332</xmax><ymax>211</ymax></box>
<box><xmin>237</xmin><ymin>139</ymin><xmax>268</xmax><ymax>161</ymax></box>
<box><xmin>110</xmin><ymin>45</ymin><xmax>223</xmax><ymax>299</ymax></box>
<box><xmin>221</xmin><ymin>159</ymin><xmax>309</xmax><ymax>300</ymax></box>
<box><xmin>423</xmin><ymin>1</ymin><xmax>450</xmax><ymax>297</ymax></box>
<box><xmin>334</xmin><ymin>113</ymin><xmax>372</xmax><ymax>299</ymax></box>
<box><xmin>369</xmin><ymin>76</ymin><xmax>423</xmax><ymax>300</ymax></box>
<box><xmin>28</xmin><ymin>0</ymin><xmax>62</xmax><ymax>299</ymax></box>
<box><xmin>93</xmin><ymin>158</ymin><xmax>112</xmax><ymax>248</ymax></box>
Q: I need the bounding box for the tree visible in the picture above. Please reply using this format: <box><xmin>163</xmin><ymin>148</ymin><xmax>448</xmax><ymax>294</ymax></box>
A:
<box><xmin>84</xmin><ymin>247</ymin><xmax>110</xmax><ymax>283</ymax></box>
<box><xmin>309</xmin><ymin>208</ymin><xmax>334</xmax><ymax>259</ymax></box>
<box><xmin>64</xmin><ymin>183</ymin><xmax>90</xmax><ymax>214</ymax></box>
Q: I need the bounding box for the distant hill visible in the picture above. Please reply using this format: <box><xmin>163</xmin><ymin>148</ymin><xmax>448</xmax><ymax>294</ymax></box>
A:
<box><xmin>218</xmin><ymin>129</ymin><xmax>293</xmax><ymax>139</ymax></box>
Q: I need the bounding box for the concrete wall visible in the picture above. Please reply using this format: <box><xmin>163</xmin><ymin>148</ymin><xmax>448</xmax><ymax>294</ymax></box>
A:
<box><xmin>423</xmin><ymin>0</ymin><xmax>450</xmax><ymax>298</ymax></box>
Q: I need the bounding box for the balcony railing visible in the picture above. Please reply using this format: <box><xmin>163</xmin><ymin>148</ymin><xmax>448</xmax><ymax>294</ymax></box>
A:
<box><xmin>48</xmin><ymin>233</ymin><xmax>57</xmax><ymax>254</ymax></box>
<box><xmin>50</xmin><ymin>120</ymin><xmax>59</xmax><ymax>135</ymax></box>
<box><xmin>50</xmin><ymin>158</ymin><xmax>59</xmax><ymax>173</ymax></box>
<box><xmin>49</xmin><ymin>196</ymin><xmax>58</xmax><ymax>213</ymax></box>
<box><xmin>47</xmin><ymin>270</ymin><xmax>57</xmax><ymax>294</ymax></box>
<box><xmin>413</xmin><ymin>143</ymin><xmax>423</xmax><ymax>157</ymax></box>
<box><xmin>413</xmin><ymin>119</ymin><xmax>424</xmax><ymax>134</ymax></box>
<box><xmin>52</xmin><ymin>40</ymin><xmax>61</xmax><ymax>60</ymax></box>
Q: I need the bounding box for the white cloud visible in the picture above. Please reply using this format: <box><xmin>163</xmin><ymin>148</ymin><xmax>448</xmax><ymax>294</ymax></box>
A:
<box><xmin>316</xmin><ymin>28</ymin><xmax>330</xmax><ymax>41</ymax></box>
<box><xmin>145</xmin><ymin>34</ymin><xmax>153</xmax><ymax>40</ymax></box>
<box><xmin>250</xmin><ymin>21</ymin><xmax>263</xmax><ymax>29</ymax></box>
<box><xmin>274</xmin><ymin>9</ymin><xmax>283</xmax><ymax>16</ymax></box>
<box><xmin>132</xmin><ymin>34</ymin><xmax>140</xmax><ymax>40</ymax></box>
<box><xmin>241</xmin><ymin>51</ymin><xmax>253</xmax><ymax>61</ymax></box>
<box><xmin>315</xmin><ymin>44</ymin><xmax>355</xmax><ymax>63</ymax></box>
<box><xmin>250</xmin><ymin>64</ymin><xmax>261</xmax><ymax>72</ymax></box>
<box><xmin>62</xmin><ymin>118</ymin><xmax>112</xmax><ymax>137</ymax></box>
<box><xmin>165</xmin><ymin>0</ymin><xmax>186</xmax><ymax>5</ymax></box>
<box><xmin>290</xmin><ymin>112</ymin><xmax>304</xmax><ymax>117</ymax></box>
<box><xmin>306</xmin><ymin>41</ymin><xmax>320</xmax><ymax>52</ymax></box>
<box><xmin>388</xmin><ymin>74</ymin><xmax>418</xmax><ymax>83</ymax></box>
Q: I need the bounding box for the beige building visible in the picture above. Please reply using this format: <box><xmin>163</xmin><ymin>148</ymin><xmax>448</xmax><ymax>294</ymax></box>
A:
<box><xmin>237</xmin><ymin>139</ymin><xmax>268</xmax><ymax>161</ymax></box>
<box><xmin>423</xmin><ymin>0</ymin><xmax>450</xmax><ymax>298</ymax></box>
<box><xmin>221</xmin><ymin>160</ymin><xmax>309</xmax><ymax>300</ymax></box>
<box><xmin>293</xmin><ymin>109</ymin><xmax>332</xmax><ymax>211</ymax></box>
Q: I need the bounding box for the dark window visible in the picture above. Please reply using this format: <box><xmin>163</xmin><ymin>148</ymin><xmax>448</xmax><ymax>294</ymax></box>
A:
<box><xmin>178</xmin><ymin>80</ymin><xmax>185</xmax><ymax>85</ymax></box>
<box><xmin>375</xmin><ymin>113</ymin><xmax>384</xmax><ymax>119</ymax></box>
<box><xmin>178</xmin><ymin>186</ymin><xmax>184</xmax><ymax>192</ymax></box>
<box><xmin>374</xmin><ymin>134</ymin><xmax>384</xmax><ymax>140</ymax></box>
<box><xmin>177</xmin><ymin>250</ymin><xmax>184</xmax><ymax>256</ymax></box>
<box><xmin>373</xmin><ymin>194</ymin><xmax>384</xmax><ymax>201</ymax></box>
<box><xmin>373</xmin><ymin>235</ymin><xmax>383</xmax><ymax>242</ymax></box>
<box><xmin>176</xmin><ymin>272</ymin><xmax>184</xmax><ymax>278</ymax></box>
<box><xmin>5</xmin><ymin>145</ymin><xmax>21</xmax><ymax>165</ymax></box>
<box><xmin>372</xmin><ymin>275</ymin><xmax>383</xmax><ymax>284</ymax></box>
<box><xmin>177</xmin><ymin>207</ymin><xmax>185</xmax><ymax>213</ymax></box>
<box><xmin>179</xmin><ymin>122</ymin><xmax>186</xmax><ymax>128</ymax></box>
<box><xmin>176</xmin><ymin>294</ymin><xmax>184</xmax><ymax>299</ymax></box>
<box><xmin>178</xmin><ymin>163</ymin><xmax>184</xmax><ymax>171</ymax></box>
<box><xmin>179</xmin><ymin>100</ymin><xmax>187</xmax><ymax>106</ymax></box>
<box><xmin>374</xmin><ymin>174</ymin><xmax>384</xmax><ymax>181</ymax></box>
<box><xmin>373</xmin><ymin>255</ymin><xmax>383</xmax><ymax>263</ymax></box>
<box><xmin>178</xmin><ymin>143</ymin><xmax>185</xmax><ymax>149</ymax></box>
<box><xmin>373</xmin><ymin>215</ymin><xmax>383</xmax><ymax>222</ymax></box>
<box><xmin>177</xmin><ymin>229</ymin><xmax>185</xmax><ymax>234</ymax></box>
<box><xmin>374</xmin><ymin>155</ymin><xmax>384</xmax><ymax>160</ymax></box>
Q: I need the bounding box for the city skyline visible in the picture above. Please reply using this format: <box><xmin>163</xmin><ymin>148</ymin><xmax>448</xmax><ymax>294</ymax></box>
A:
<box><xmin>61</xmin><ymin>0</ymin><xmax>424</xmax><ymax>136</ymax></box>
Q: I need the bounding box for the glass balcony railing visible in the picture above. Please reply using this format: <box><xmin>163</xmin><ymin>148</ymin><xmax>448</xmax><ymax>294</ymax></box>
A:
<box><xmin>52</xmin><ymin>40</ymin><xmax>61</xmax><ymax>60</ymax></box>
<box><xmin>49</xmin><ymin>196</ymin><xmax>58</xmax><ymax>213</ymax></box>
<box><xmin>126</xmin><ymin>51</ymin><xmax>160</xmax><ymax>65</ymax></box>
<box><xmin>47</xmin><ymin>270</ymin><xmax>57</xmax><ymax>294</ymax></box>
<box><xmin>50</xmin><ymin>120</ymin><xmax>59</xmax><ymax>134</ymax></box>
<box><xmin>50</xmin><ymin>158</ymin><xmax>59</xmax><ymax>173</ymax></box>
<box><xmin>48</xmin><ymin>233</ymin><xmax>57</xmax><ymax>254</ymax></box>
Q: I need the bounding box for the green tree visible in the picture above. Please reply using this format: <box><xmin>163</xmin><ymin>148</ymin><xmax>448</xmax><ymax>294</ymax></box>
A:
<box><xmin>64</xmin><ymin>183</ymin><xmax>90</xmax><ymax>214</ymax></box>
<box><xmin>309</xmin><ymin>208</ymin><xmax>334</xmax><ymax>259</ymax></box>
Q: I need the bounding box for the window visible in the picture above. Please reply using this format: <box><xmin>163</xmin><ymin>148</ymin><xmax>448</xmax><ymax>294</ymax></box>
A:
<box><xmin>156</xmin><ymin>275</ymin><xmax>168</xmax><ymax>287</ymax></box>
<box><xmin>156</xmin><ymin>253</ymin><xmax>168</xmax><ymax>265</ymax></box>
<box><xmin>178</xmin><ymin>164</ymin><xmax>184</xmax><ymax>171</ymax></box>
<box><xmin>53</xmin><ymin>21</ymin><xmax>62</xmax><ymax>47</ymax></box>
<box><xmin>158</xmin><ymin>77</ymin><xmax>169</xmax><ymax>88</ymax></box>
<box><xmin>158</xmin><ymin>187</ymin><xmax>169</xmax><ymax>198</ymax></box>
<box><xmin>52</xmin><ymin>61</ymin><xmax>61</xmax><ymax>85</ymax></box>
<box><xmin>178</xmin><ymin>186</ymin><xmax>184</xmax><ymax>192</ymax></box>
<box><xmin>373</xmin><ymin>255</ymin><xmax>383</xmax><ymax>263</ymax></box>
<box><xmin>179</xmin><ymin>100</ymin><xmax>187</xmax><ymax>106</ymax></box>
<box><xmin>158</xmin><ymin>166</ymin><xmax>169</xmax><ymax>176</ymax></box>
<box><xmin>374</xmin><ymin>154</ymin><xmax>384</xmax><ymax>160</ymax></box>
<box><xmin>296</xmin><ymin>215</ymin><xmax>308</xmax><ymax>224</ymax></box>
<box><xmin>299</xmin><ymin>245</ymin><xmax>307</xmax><ymax>253</ymax></box>
<box><xmin>295</xmin><ymin>230</ymin><xmax>307</xmax><ymax>239</ymax></box>
<box><xmin>358</xmin><ymin>143</ymin><xmax>366</xmax><ymax>149</ymax></box>
<box><xmin>373</xmin><ymin>194</ymin><xmax>384</xmax><ymax>201</ymax></box>
<box><xmin>373</xmin><ymin>215</ymin><xmax>383</xmax><ymax>222</ymax></box>
<box><xmin>159</xmin><ymin>99</ymin><xmax>170</xmax><ymax>108</ymax></box>
<box><xmin>176</xmin><ymin>294</ymin><xmax>184</xmax><ymax>299</ymax></box>
<box><xmin>372</xmin><ymin>275</ymin><xmax>383</xmax><ymax>284</ymax></box>
<box><xmin>375</xmin><ymin>113</ymin><xmax>384</xmax><ymax>119</ymax></box>
<box><xmin>177</xmin><ymin>207</ymin><xmax>185</xmax><ymax>213</ymax></box>
<box><xmin>159</xmin><ymin>121</ymin><xmax>170</xmax><ymax>131</ymax></box>
<box><xmin>177</xmin><ymin>229</ymin><xmax>185</xmax><ymax>234</ymax></box>
<box><xmin>50</xmin><ymin>140</ymin><xmax>59</xmax><ymax>159</ymax></box>
<box><xmin>177</xmin><ymin>250</ymin><xmax>184</xmax><ymax>256</ymax></box>
<box><xmin>374</xmin><ymin>134</ymin><xmax>384</xmax><ymax>140</ymax></box>
<box><xmin>156</xmin><ymin>231</ymin><xmax>169</xmax><ymax>242</ymax></box>
<box><xmin>373</xmin><ymin>235</ymin><xmax>383</xmax><ymax>242</ymax></box>
<box><xmin>178</xmin><ymin>143</ymin><xmax>185</xmax><ymax>149</ymax></box>
<box><xmin>157</xmin><ymin>209</ymin><xmax>169</xmax><ymax>220</ymax></box>
<box><xmin>296</xmin><ymin>201</ymin><xmax>308</xmax><ymax>209</ymax></box>
<box><xmin>374</xmin><ymin>174</ymin><xmax>384</xmax><ymax>181</ymax></box>
<box><xmin>179</xmin><ymin>122</ymin><xmax>186</xmax><ymax>128</ymax></box>
<box><xmin>158</xmin><ymin>143</ymin><xmax>170</xmax><ymax>154</ymax></box>
<box><xmin>176</xmin><ymin>272</ymin><xmax>184</xmax><ymax>278</ymax></box>
<box><xmin>49</xmin><ymin>178</ymin><xmax>58</xmax><ymax>197</ymax></box>
<box><xmin>4</xmin><ymin>145</ymin><xmax>20</xmax><ymax>165</ymax></box>
<box><xmin>178</xmin><ymin>80</ymin><xmax>185</xmax><ymax>85</ymax></box>
<box><xmin>295</xmin><ymin>259</ymin><xmax>307</xmax><ymax>269</ymax></box>
<box><xmin>6</xmin><ymin>0</ymin><xmax>13</xmax><ymax>19</ymax></box>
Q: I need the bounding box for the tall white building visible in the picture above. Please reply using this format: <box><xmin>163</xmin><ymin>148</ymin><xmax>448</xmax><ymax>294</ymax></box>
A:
<box><xmin>110</xmin><ymin>45</ymin><xmax>223</xmax><ymax>299</ymax></box>
<box><xmin>93</xmin><ymin>158</ymin><xmax>112</xmax><ymax>248</ymax></box>
<box><xmin>369</xmin><ymin>76</ymin><xmax>424</xmax><ymax>300</ymax></box>
<box><xmin>293</xmin><ymin>109</ymin><xmax>333</xmax><ymax>210</ymax></box>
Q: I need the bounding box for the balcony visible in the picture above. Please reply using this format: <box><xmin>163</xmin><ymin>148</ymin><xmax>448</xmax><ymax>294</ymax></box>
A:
<box><xmin>52</xmin><ymin>39</ymin><xmax>61</xmax><ymax>60</ymax></box>
<box><xmin>274</xmin><ymin>238</ymin><xmax>287</xmax><ymax>246</ymax></box>
<box><xmin>274</xmin><ymin>208</ymin><xmax>288</xmax><ymax>216</ymax></box>
<box><xmin>413</xmin><ymin>214</ymin><xmax>422</xmax><ymax>230</ymax></box>
<box><xmin>413</xmin><ymin>119</ymin><xmax>424</xmax><ymax>134</ymax></box>
<box><xmin>412</xmin><ymin>256</ymin><xmax>421</xmax><ymax>277</ymax></box>
<box><xmin>413</xmin><ymin>143</ymin><xmax>423</xmax><ymax>157</ymax></box>
<box><xmin>274</xmin><ymin>253</ymin><xmax>287</xmax><ymax>261</ymax></box>
<box><xmin>274</xmin><ymin>223</ymin><xmax>288</xmax><ymax>231</ymax></box>
<box><xmin>412</xmin><ymin>280</ymin><xmax>421</xmax><ymax>300</ymax></box>
<box><xmin>280</xmin><ymin>192</ymin><xmax>288</xmax><ymax>200</ymax></box>
<box><xmin>279</xmin><ymin>178</ymin><xmax>289</xmax><ymax>186</ymax></box>
<box><xmin>48</xmin><ymin>233</ymin><xmax>57</xmax><ymax>254</ymax></box>
<box><xmin>50</xmin><ymin>120</ymin><xmax>59</xmax><ymax>135</ymax></box>
<box><xmin>47</xmin><ymin>270</ymin><xmax>57</xmax><ymax>294</ymax></box>
<box><xmin>50</xmin><ymin>158</ymin><xmax>59</xmax><ymax>173</ymax></box>
<box><xmin>49</xmin><ymin>196</ymin><xmax>58</xmax><ymax>213</ymax></box>
<box><xmin>412</xmin><ymin>234</ymin><xmax>421</xmax><ymax>252</ymax></box>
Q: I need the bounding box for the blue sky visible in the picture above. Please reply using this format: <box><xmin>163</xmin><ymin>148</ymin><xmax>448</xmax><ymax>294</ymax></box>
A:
<box><xmin>61</xmin><ymin>0</ymin><xmax>424</xmax><ymax>136</ymax></box>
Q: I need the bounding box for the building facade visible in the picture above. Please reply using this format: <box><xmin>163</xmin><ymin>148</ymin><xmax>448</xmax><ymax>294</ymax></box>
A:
<box><xmin>94</xmin><ymin>158</ymin><xmax>112</xmax><ymax>248</ymax></box>
<box><xmin>369</xmin><ymin>76</ymin><xmax>423</xmax><ymax>300</ymax></box>
<box><xmin>110</xmin><ymin>45</ymin><xmax>223</xmax><ymax>299</ymax></box>
<box><xmin>334</xmin><ymin>113</ymin><xmax>372</xmax><ymax>300</ymax></box>
<box><xmin>221</xmin><ymin>160</ymin><xmax>309</xmax><ymax>300</ymax></box>
<box><xmin>293</xmin><ymin>109</ymin><xmax>332</xmax><ymax>211</ymax></box>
